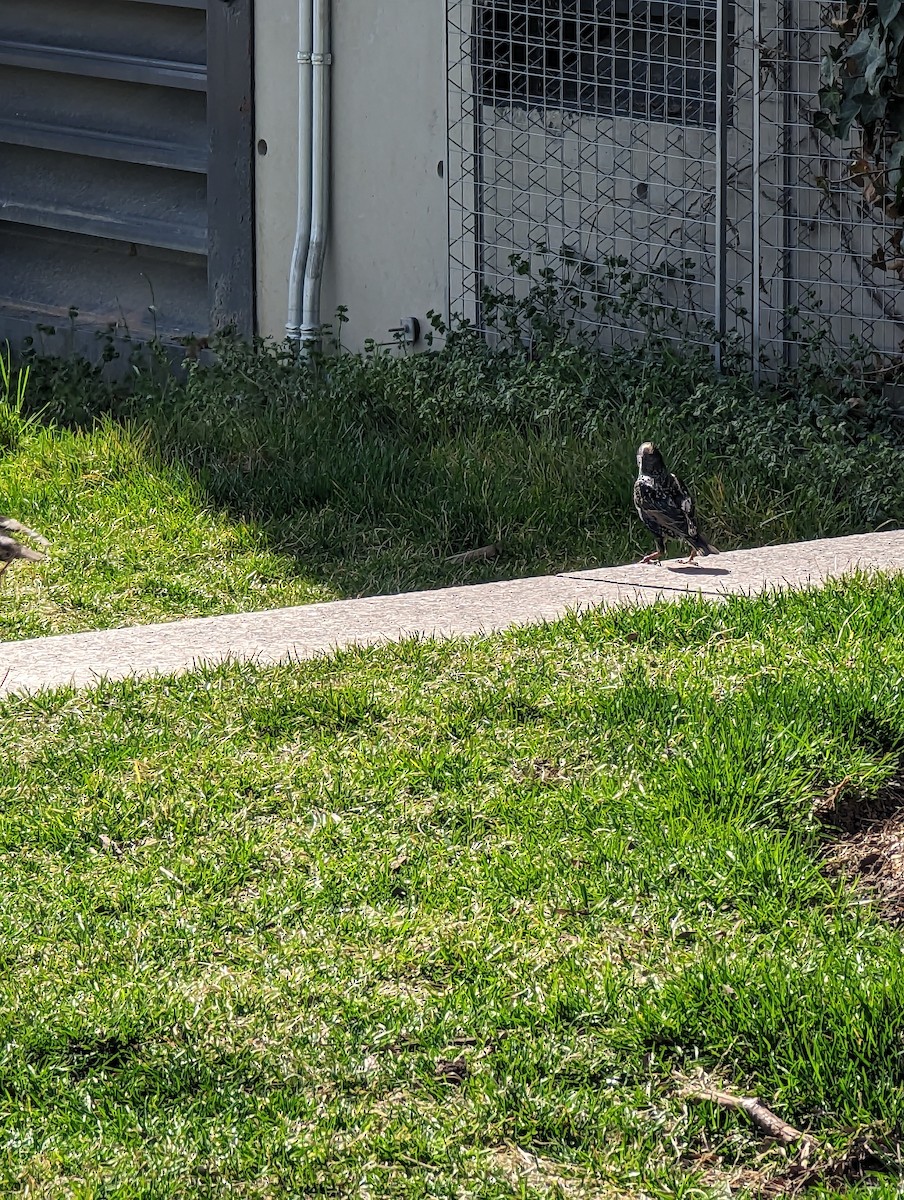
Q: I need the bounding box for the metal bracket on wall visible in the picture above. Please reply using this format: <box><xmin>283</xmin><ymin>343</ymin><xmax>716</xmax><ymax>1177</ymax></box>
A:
<box><xmin>207</xmin><ymin>0</ymin><xmax>256</xmax><ymax>338</ymax></box>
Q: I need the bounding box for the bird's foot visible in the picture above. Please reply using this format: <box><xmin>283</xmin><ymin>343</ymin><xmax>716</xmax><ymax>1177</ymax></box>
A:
<box><xmin>639</xmin><ymin>551</ymin><xmax>661</xmax><ymax>565</ymax></box>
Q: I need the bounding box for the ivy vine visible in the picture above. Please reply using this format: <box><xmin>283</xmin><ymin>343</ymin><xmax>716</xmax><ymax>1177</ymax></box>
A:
<box><xmin>816</xmin><ymin>0</ymin><xmax>904</xmax><ymax>215</ymax></box>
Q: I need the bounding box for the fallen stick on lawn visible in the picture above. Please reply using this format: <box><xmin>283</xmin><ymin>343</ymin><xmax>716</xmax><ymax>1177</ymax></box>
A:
<box><xmin>445</xmin><ymin>544</ymin><xmax>501</xmax><ymax>565</ymax></box>
<box><xmin>685</xmin><ymin>1085</ymin><xmax>818</xmax><ymax>1151</ymax></box>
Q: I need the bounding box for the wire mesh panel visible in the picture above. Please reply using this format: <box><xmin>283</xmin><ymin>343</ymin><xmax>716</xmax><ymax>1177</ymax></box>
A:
<box><xmin>447</xmin><ymin>0</ymin><xmax>904</xmax><ymax>371</ymax></box>
<box><xmin>757</xmin><ymin>1</ymin><xmax>904</xmax><ymax>366</ymax></box>
<box><xmin>448</xmin><ymin>0</ymin><xmax>733</xmax><ymax>348</ymax></box>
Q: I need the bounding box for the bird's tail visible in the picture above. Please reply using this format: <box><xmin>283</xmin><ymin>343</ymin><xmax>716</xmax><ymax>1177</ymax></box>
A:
<box><xmin>0</xmin><ymin>517</ymin><xmax>49</xmax><ymax>546</ymax></box>
<box><xmin>690</xmin><ymin>534</ymin><xmax>719</xmax><ymax>556</ymax></box>
<box><xmin>9</xmin><ymin>543</ymin><xmax>44</xmax><ymax>562</ymax></box>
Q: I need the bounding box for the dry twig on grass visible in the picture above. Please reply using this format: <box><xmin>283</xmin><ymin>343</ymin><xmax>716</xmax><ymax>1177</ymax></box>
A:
<box><xmin>445</xmin><ymin>544</ymin><xmax>501</xmax><ymax>565</ymax></box>
<box><xmin>684</xmin><ymin>1084</ymin><xmax>818</xmax><ymax>1157</ymax></box>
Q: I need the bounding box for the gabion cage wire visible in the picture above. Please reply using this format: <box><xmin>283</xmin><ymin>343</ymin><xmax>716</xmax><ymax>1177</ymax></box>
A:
<box><xmin>446</xmin><ymin>0</ymin><xmax>904</xmax><ymax>373</ymax></box>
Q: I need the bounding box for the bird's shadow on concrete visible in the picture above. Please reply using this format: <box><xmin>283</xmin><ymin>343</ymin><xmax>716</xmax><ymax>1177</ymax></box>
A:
<box><xmin>665</xmin><ymin>566</ymin><xmax>731</xmax><ymax>576</ymax></box>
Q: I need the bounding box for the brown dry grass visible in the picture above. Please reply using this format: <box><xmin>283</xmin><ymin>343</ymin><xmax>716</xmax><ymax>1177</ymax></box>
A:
<box><xmin>819</xmin><ymin>774</ymin><xmax>904</xmax><ymax>924</ymax></box>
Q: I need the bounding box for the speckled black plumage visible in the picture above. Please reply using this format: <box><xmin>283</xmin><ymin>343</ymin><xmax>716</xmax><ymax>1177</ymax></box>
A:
<box><xmin>632</xmin><ymin>442</ymin><xmax>718</xmax><ymax>564</ymax></box>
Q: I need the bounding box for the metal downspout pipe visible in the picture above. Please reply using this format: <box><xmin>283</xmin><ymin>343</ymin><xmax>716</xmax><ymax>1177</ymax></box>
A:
<box><xmin>286</xmin><ymin>0</ymin><xmax>314</xmax><ymax>345</ymax></box>
<box><xmin>299</xmin><ymin>0</ymin><xmax>332</xmax><ymax>354</ymax></box>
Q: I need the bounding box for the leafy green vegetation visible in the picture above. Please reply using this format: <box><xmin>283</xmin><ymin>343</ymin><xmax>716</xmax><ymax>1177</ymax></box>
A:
<box><xmin>2</xmin><ymin>324</ymin><xmax>901</xmax><ymax>642</ymax></box>
<box><xmin>0</xmin><ymin>575</ymin><xmax>902</xmax><ymax>1196</ymax></box>
<box><xmin>816</xmin><ymin>0</ymin><xmax>904</xmax><ymax>214</ymax></box>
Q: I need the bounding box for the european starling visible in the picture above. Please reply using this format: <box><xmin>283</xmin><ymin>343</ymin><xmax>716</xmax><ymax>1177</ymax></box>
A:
<box><xmin>0</xmin><ymin>517</ymin><xmax>47</xmax><ymax>577</ymax></box>
<box><xmin>633</xmin><ymin>442</ymin><xmax>718</xmax><ymax>565</ymax></box>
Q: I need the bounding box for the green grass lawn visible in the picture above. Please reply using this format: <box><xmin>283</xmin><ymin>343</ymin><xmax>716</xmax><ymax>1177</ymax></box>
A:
<box><xmin>0</xmin><ymin>417</ymin><xmax>338</xmax><ymax>642</ymax></box>
<box><xmin>1</xmin><ymin>333</ymin><xmax>900</xmax><ymax>642</ymax></box>
<box><xmin>0</xmin><ymin>575</ymin><xmax>902</xmax><ymax>1197</ymax></box>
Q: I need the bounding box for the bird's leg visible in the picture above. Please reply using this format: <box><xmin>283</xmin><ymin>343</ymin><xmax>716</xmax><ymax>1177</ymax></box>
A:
<box><xmin>0</xmin><ymin>562</ymin><xmax>10</xmax><ymax>580</ymax></box>
<box><xmin>639</xmin><ymin>549</ymin><xmax>661</xmax><ymax>565</ymax></box>
<box><xmin>678</xmin><ymin>547</ymin><xmax>699</xmax><ymax>566</ymax></box>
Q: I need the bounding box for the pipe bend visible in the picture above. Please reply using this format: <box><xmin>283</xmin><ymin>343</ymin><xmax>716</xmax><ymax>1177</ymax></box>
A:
<box><xmin>299</xmin><ymin>0</ymin><xmax>331</xmax><ymax>356</ymax></box>
<box><xmin>286</xmin><ymin>0</ymin><xmax>315</xmax><ymax>341</ymax></box>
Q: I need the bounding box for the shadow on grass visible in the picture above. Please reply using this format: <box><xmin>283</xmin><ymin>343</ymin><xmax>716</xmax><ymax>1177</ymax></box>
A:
<box><xmin>19</xmin><ymin>351</ymin><xmax>651</xmax><ymax>606</ymax></box>
<box><xmin>11</xmin><ymin>337</ymin><xmax>904</xmax><ymax>637</ymax></box>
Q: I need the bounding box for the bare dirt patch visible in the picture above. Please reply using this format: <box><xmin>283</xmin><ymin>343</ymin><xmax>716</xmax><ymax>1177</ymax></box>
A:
<box><xmin>691</xmin><ymin>1148</ymin><xmax>884</xmax><ymax>1199</ymax></box>
<box><xmin>817</xmin><ymin>774</ymin><xmax>904</xmax><ymax>924</ymax></box>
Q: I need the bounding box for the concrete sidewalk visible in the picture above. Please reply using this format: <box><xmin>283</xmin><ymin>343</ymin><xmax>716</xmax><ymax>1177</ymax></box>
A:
<box><xmin>1</xmin><ymin>529</ymin><xmax>902</xmax><ymax>697</ymax></box>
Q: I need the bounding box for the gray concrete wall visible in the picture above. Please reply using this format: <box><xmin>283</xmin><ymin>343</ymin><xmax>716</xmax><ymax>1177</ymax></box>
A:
<box><xmin>254</xmin><ymin>0</ymin><xmax>449</xmax><ymax>351</ymax></box>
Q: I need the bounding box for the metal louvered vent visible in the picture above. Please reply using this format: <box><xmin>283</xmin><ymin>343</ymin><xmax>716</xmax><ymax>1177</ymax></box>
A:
<box><xmin>0</xmin><ymin>0</ymin><xmax>254</xmax><ymax>351</ymax></box>
<box><xmin>474</xmin><ymin>0</ymin><xmax>729</xmax><ymax>128</ymax></box>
